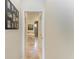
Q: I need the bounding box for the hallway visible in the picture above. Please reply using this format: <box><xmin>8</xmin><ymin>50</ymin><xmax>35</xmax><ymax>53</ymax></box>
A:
<box><xmin>5</xmin><ymin>0</ymin><xmax>74</xmax><ymax>59</ymax></box>
<box><xmin>24</xmin><ymin>12</ymin><xmax>42</xmax><ymax>59</ymax></box>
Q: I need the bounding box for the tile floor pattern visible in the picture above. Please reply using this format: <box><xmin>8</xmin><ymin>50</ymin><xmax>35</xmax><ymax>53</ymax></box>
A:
<box><xmin>25</xmin><ymin>35</ymin><xmax>42</xmax><ymax>59</ymax></box>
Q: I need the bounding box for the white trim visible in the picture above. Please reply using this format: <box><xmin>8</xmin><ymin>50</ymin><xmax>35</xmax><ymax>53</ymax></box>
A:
<box><xmin>42</xmin><ymin>10</ymin><xmax>45</xmax><ymax>59</ymax></box>
<box><xmin>22</xmin><ymin>11</ymin><xmax>25</xmax><ymax>59</ymax></box>
<box><xmin>23</xmin><ymin>10</ymin><xmax>45</xmax><ymax>59</ymax></box>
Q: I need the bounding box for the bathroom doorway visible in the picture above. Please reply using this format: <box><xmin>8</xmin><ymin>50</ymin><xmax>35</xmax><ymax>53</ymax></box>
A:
<box><xmin>24</xmin><ymin>11</ymin><xmax>45</xmax><ymax>59</ymax></box>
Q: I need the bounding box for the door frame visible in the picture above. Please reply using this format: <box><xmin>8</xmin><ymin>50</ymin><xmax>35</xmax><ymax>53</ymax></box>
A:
<box><xmin>22</xmin><ymin>10</ymin><xmax>45</xmax><ymax>59</ymax></box>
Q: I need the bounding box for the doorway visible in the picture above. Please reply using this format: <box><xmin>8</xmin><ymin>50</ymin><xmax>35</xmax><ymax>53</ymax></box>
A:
<box><xmin>24</xmin><ymin>11</ymin><xmax>45</xmax><ymax>59</ymax></box>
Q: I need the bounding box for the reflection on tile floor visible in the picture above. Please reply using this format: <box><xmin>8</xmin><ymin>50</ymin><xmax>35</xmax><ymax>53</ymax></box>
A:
<box><xmin>25</xmin><ymin>35</ymin><xmax>42</xmax><ymax>59</ymax></box>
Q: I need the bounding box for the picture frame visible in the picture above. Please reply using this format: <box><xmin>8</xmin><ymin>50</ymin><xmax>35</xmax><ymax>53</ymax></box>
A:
<box><xmin>7</xmin><ymin>0</ymin><xmax>10</xmax><ymax>9</ymax></box>
<box><xmin>5</xmin><ymin>0</ymin><xmax>19</xmax><ymax>29</ymax></box>
<box><xmin>28</xmin><ymin>24</ymin><xmax>33</xmax><ymax>30</ymax></box>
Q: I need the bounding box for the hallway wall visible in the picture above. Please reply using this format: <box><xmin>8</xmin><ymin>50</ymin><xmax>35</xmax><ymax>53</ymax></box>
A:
<box><xmin>21</xmin><ymin>0</ymin><xmax>45</xmax><ymax>11</ymax></box>
<box><xmin>45</xmin><ymin>0</ymin><xmax>74</xmax><ymax>59</ymax></box>
<box><xmin>5</xmin><ymin>0</ymin><xmax>20</xmax><ymax>59</ymax></box>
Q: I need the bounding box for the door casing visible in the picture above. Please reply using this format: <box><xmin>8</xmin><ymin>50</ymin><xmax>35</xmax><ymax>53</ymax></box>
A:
<box><xmin>22</xmin><ymin>10</ymin><xmax>45</xmax><ymax>59</ymax></box>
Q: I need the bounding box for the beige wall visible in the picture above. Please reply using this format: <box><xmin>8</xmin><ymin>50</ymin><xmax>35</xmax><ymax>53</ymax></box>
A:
<box><xmin>5</xmin><ymin>30</ymin><xmax>20</xmax><ymax>59</ymax></box>
<box><xmin>5</xmin><ymin>0</ymin><xmax>20</xmax><ymax>59</ymax></box>
<box><xmin>45</xmin><ymin>0</ymin><xmax>74</xmax><ymax>59</ymax></box>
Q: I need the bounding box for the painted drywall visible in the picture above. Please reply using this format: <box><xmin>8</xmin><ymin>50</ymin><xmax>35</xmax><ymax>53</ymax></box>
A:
<box><xmin>45</xmin><ymin>0</ymin><xmax>74</xmax><ymax>59</ymax></box>
<box><xmin>21</xmin><ymin>0</ymin><xmax>45</xmax><ymax>11</ymax></box>
<box><xmin>5</xmin><ymin>0</ymin><xmax>20</xmax><ymax>59</ymax></box>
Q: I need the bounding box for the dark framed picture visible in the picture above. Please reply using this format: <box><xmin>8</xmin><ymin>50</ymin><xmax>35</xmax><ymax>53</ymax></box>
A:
<box><xmin>28</xmin><ymin>24</ymin><xmax>33</xmax><ymax>30</ymax></box>
<box><xmin>5</xmin><ymin>0</ymin><xmax>19</xmax><ymax>29</ymax></box>
<box><xmin>7</xmin><ymin>0</ymin><xmax>10</xmax><ymax>9</ymax></box>
<box><xmin>7</xmin><ymin>19</ymin><xmax>12</xmax><ymax>28</ymax></box>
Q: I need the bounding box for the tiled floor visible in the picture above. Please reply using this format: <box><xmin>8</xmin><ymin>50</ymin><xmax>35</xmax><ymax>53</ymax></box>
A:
<box><xmin>25</xmin><ymin>35</ymin><xmax>42</xmax><ymax>59</ymax></box>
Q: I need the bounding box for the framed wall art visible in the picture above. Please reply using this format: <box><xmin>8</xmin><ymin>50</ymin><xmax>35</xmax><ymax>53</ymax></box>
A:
<box><xmin>28</xmin><ymin>24</ymin><xmax>33</xmax><ymax>30</ymax></box>
<box><xmin>5</xmin><ymin>0</ymin><xmax>19</xmax><ymax>29</ymax></box>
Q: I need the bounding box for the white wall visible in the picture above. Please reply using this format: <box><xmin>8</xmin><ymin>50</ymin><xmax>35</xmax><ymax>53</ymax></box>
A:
<box><xmin>5</xmin><ymin>0</ymin><xmax>20</xmax><ymax>59</ymax></box>
<box><xmin>21</xmin><ymin>0</ymin><xmax>45</xmax><ymax>11</ymax></box>
<box><xmin>45</xmin><ymin>0</ymin><xmax>74</xmax><ymax>59</ymax></box>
